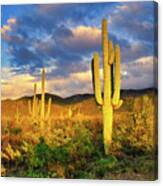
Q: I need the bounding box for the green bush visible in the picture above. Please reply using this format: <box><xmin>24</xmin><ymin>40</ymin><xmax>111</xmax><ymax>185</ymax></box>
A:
<box><xmin>11</xmin><ymin>127</ymin><xmax>22</xmax><ymax>135</ymax></box>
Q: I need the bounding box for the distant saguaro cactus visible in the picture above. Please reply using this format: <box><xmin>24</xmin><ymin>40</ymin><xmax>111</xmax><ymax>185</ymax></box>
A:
<box><xmin>28</xmin><ymin>68</ymin><xmax>52</xmax><ymax>129</ymax></box>
<box><xmin>91</xmin><ymin>18</ymin><xmax>123</xmax><ymax>155</ymax></box>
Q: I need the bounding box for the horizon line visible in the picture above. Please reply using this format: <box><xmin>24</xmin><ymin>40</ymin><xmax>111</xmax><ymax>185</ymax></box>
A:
<box><xmin>1</xmin><ymin>87</ymin><xmax>158</xmax><ymax>101</ymax></box>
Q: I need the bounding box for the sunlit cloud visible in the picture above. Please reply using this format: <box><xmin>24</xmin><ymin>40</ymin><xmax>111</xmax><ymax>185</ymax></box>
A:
<box><xmin>1</xmin><ymin>18</ymin><xmax>16</xmax><ymax>33</ymax></box>
<box><xmin>1</xmin><ymin>55</ymin><xmax>157</xmax><ymax>99</ymax></box>
<box><xmin>1</xmin><ymin>17</ymin><xmax>17</xmax><ymax>41</ymax></box>
<box><xmin>1</xmin><ymin>25</ymin><xmax>11</xmax><ymax>33</ymax></box>
<box><xmin>72</xmin><ymin>26</ymin><xmax>101</xmax><ymax>42</ymax></box>
<box><xmin>116</xmin><ymin>5</ymin><xmax>129</xmax><ymax>11</ymax></box>
<box><xmin>62</xmin><ymin>25</ymin><xmax>101</xmax><ymax>53</ymax></box>
<box><xmin>7</xmin><ymin>18</ymin><xmax>17</xmax><ymax>25</ymax></box>
<box><xmin>1</xmin><ymin>67</ymin><xmax>36</xmax><ymax>99</ymax></box>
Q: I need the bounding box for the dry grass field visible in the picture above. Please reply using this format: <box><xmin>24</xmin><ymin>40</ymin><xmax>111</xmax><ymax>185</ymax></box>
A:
<box><xmin>1</xmin><ymin>89</ymin><xmax>158</xmax><ymax>180</ymax></box>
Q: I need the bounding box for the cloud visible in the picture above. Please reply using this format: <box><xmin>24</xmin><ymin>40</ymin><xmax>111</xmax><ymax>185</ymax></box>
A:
<box><xmin>116</xmin><ymin>5</ymin><xmax>129</xmax><ymax>11</ymax></box>
<box><xmin>4</xmin><ymin>24</ymin><xmax>102</xmax><ymax>77</ymax></box>
<box><xmin>12</xmin><ymin>47</ymin><xmax>41</xmax><ymax>64</ymax></box>
<box><xmin>1</xmin><ymin>67</ymin><xmax>36</xmax><ymax>99</ymax></box>
<box><xmin>121</xmin><ymin>56</ymin><xmax>157</xmax><ymax>89</ymax></box>
<box><xmin>2</xmin><ymin>2</ymin><xmax>156</xmax><ymax>67</ymax></box>
<box><xmin>2</xmin><ymin>55</ymin><xmax>157</xmax><ymax>99</ymax></box>
<box><xmin>71</xmin><ymin>70</ymin><xmax>92</xmax><ymax>83</ymax></box>
<box><xmin>1</xmin><ymin>25</ymin><xmax>11</xmax><ymax>33</ymax></box>
<box><xmin>1</xmin><ymin>2</ymin><xmax>157</xmax><ymax>99</ymax></box>
<box><xmin>111</xmin><ymin>2</ymin><xmax>157</xmax><ymax>43</ymax></box>
<box><xmin>7</xmin><ymin>18</ymin><xmax>16</xmax><ymax>24</ymax></box>
<box><xmin>63</xmin><ymin>26</ymin><xmax>101</xmax><ymax>53</ymax></box>
<box><xmin>121</xmin><ymin>41</ymin><xmax>152</xmax><ymax>63</ymax></box>
<box><xmin>1</xmin><ymin>18</ymin><xmax>16</xmax><ymax>32</ymax></box>
<box><xmin>1</xmin><ymin>17</ymin><xmax>17</xmax><ymax>41</ymax></box>
<box><xmin>1</xmin><ymin>67</ymin><xmax>93</xmax><ymax>99</ymax></box>
<box><xmin>46</xmin><ymin>69</ymin><xmax>93</xmax><ymax>97</ymax></box>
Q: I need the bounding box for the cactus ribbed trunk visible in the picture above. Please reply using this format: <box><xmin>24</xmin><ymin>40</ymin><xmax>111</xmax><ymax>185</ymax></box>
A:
<box><xmin>103</xmin><ymin>106</ymin><xmax>113</xmax><ymax>154</ymax></box>
<box><xmin>102</xmin><ymin>19</ymin><xmax>113</xmax><ymax>154</ymax></box>
<box><xmin>102</xmin><ymin>19</ymin><xmax>110</xmax><ymax>104</ymax></box>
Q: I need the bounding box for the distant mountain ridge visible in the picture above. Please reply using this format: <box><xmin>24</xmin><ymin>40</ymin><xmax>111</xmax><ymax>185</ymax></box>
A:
<box><xmin>4</xmin><ymin>88</ymin><xmax>156</xmax><ymax>105</ymax></box>
<box><xmin>17</xmin><ymin>93</ymin><xmax>93</xmax><ymax>105</ymax></box>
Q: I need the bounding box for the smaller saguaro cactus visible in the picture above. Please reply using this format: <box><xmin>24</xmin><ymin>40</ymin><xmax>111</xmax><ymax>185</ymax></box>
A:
<box><xmin>91</xmin><ymin>18</ymin><xmax>123</xmax><ymax>155</ymax></box>
<box><xmin>28</xmin><ymin>68</ymin><xmax>52</xmax><ymax>129</ymax></box>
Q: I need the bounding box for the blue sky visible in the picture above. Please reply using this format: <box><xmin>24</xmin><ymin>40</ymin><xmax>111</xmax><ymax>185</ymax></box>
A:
<box><xmin>1</xmin><ymin>1</ymin><xmax>158</xmax><ymax>99</ymax></box>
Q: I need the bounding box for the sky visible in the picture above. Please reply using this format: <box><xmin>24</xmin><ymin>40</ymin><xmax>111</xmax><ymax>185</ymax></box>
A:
<box><xmin>1</xmin><ymin>1</ymin><xmax>158</xmax><ymax>99</ymax></box>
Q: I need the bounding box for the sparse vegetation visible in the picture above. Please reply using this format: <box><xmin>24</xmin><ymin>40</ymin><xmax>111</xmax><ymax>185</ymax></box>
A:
<box><xmin>1</xmin><ymin>89</ymin><xmax>157</xmax><ymax>180</ymax></box>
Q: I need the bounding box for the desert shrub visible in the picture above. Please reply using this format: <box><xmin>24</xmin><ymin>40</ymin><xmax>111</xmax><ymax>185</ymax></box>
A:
<box><xmin>10</xmin><ymin>127</ymin><xmax>22</xmax><ymax>135</ymax></box>
<box><xmin>45</xmin><ymin>122</ymin><xmax>74</xmax><ymax>147</ymax></box>
<box><xmin>1</xmin><ymin>143</ymin><xmax>23</xmax><ymax>176</ymax></box>
<box><xmin>112</xmin><ymin>116</ymin><xmax>154</xmax><ymax>157</ymax></box>
<box><xmin>21</xmin><ymin>137</ymin><xmax>69</xmax><ymax>178</ymax></box>
<box><xmin>63</xmin><ymin>122</ymin><xmax>118</xmax><ymax>178</ymax></box>
<box><xmin>88</xmin><ymin>156</ymin><xmax>117</xmax><ymax>178</ymax></box>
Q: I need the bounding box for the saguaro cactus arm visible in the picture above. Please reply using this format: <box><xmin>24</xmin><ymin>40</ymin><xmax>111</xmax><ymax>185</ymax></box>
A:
<box><xmin>108</xmin><ymin>40</ymin><xmax>114</xmax><ymax>65</ymax></box>
<box><xmin>112</xmin><ymin>44</ymin><xmax>123</xmax><ymax>107</ymax></box>
<box><xmin>92</xmin><ymin>52</ymin><xmax>103</xmax><ymax>105</ymax></box>
<box><xmin>108</xmin><ymin>40</ymin><xmax>115</xmax><ymax>95</ymax></box>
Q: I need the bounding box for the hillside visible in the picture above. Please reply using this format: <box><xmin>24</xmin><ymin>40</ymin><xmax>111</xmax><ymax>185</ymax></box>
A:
<box><xmin>2</xmin><ymin>88</ymin><xmax>158</xmax><ymax>104</ymax></box>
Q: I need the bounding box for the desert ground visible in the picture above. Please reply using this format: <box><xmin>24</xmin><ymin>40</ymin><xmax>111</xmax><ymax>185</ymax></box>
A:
<box><xmin>1</xmin><ymin>88</ymin><xmax>157</xmax><ymax>180</ymax></box>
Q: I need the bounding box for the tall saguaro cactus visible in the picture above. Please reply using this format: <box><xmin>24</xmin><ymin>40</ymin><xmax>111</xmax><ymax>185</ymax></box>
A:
<box><xmin>92</xmin><ymin>18</ymin><xmax>123</xmax><ymax>155</ymax></box>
